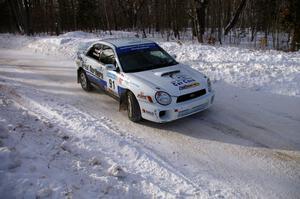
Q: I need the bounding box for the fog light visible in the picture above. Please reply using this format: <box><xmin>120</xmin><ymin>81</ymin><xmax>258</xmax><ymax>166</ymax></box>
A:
<box><xmin>159</xmin><ymin>111</ymin><xmax>166</xmax><ymax>118</ymax></box>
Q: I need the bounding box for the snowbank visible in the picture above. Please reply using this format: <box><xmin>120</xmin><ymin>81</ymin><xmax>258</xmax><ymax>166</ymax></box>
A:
<box><xmin>1</xmin><ymin>31</ymin><xmax>299</xmax><ymax>97</ymax></box>
<box><xmin>161</xmin><ymin>42</ymin><xmax>300</xmax><ymax>96</ymax></box>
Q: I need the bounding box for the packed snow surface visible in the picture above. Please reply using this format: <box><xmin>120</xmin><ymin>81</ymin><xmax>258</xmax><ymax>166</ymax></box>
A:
<box><xmin>0</xmin><ymin>32</ymin><xmax>300</xmax><ymax>198</ymax></box>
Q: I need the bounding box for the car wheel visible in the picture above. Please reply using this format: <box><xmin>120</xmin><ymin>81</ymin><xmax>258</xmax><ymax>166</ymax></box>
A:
<box><xmin>127</xmin><ymin>91</ymin><xmax>141</xmax><ymax>122</ymax></box>
<box><xmin>79</xmin><ymin>70</ymin><xmax>92</xmax><ymax>91</ymax></box>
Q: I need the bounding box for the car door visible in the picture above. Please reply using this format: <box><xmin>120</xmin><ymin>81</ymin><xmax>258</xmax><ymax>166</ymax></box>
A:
<box><xmin>99</xmin><ymin>45</ymin><xmax>120</xmax><ymax>96</ymax></box>
<box><xmin>84</xmin><ymin>44</ymin><xmax>106</xmax><ymax>89</ymax></box>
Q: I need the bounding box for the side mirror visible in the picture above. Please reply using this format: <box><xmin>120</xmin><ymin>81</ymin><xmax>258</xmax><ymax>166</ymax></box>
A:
<box><xmin>105</xmin><ymin>64</ymin><xmax>117</xmax><ymax>71</ymax></box>
<box><xmin>171</xmin><ymin>54</ymin><xmax>177</xmax><ymax>59</ymax></box>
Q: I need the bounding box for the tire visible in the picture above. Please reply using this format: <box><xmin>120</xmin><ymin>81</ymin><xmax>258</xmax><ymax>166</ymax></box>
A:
<box><xmin>127</xmin><ymin>91</ymin><xmax>141</xmax><ymax>122</ymax></box>
<box><xmin>79</xmin><ymin>69</ymin><xmax>92</xmax><ymax>91</ymax></box>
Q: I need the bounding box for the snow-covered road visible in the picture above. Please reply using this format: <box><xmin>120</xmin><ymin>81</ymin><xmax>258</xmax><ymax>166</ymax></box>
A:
<box><xmin>1</xmin><ymin>33</ymin><xmax>300</xmax><ymax>198</ymax></box>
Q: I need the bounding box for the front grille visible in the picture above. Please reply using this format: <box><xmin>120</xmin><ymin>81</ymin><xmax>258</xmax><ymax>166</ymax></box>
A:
<box><xmin>176</xmin><ymin>89</ymin><xmax>206</xmax><ymax>103</ymax></box>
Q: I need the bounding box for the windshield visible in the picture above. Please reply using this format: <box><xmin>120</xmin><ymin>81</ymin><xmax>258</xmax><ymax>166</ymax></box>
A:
<box><xmin>117</xmin><ymin>46</ymin><xmax>178</xmax><ymax>73</ymax></box>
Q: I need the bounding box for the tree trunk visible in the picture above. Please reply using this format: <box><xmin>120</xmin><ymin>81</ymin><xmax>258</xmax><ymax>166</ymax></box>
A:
<box><xmin>24</xmin><ymin>0</ymin><xmax>33</xmax><ymax>35</ymax></box>
<box><xmin>224</xmin><ymin>0</ymin><xmax>247</xmax><ymax>35</ymax></box>
<box><xmin>194</xmin><ymin>0</ymin><xmax>208</xmax><ymax>43</ymax></box>
<box><xmin>154</xmin><ymin>0</ymin><xmax>160</xmax><ymax>32</ymax></box>
<box><xmin>103</xmin><ymin>0</ymin><xmax>112</xmax><ymax>35</ymax></box>
<box><xmin>7</xmin><ymin>0</ymin><xmax>23</xmax><ymax>33</ymax></box>
<box><xmin>217</xmin><ymin>0</ymin><xmax>222</xmax><ymax>44</ymax></box>
<box><xmin>291</xmin><ymin>0</ymin><xmax>300</xmax><ymax>51</ymax></box>
<box><xmin>70</xmin><ymin>0</ymin><xmax>77</xmax><ymax>30</ymax></box>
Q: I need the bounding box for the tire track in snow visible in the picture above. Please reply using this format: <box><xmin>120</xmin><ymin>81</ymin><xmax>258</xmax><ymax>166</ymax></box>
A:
<box><xmin>0</xmin><ymin>82</ymin><xmax>243</xmax><ymax>198</ymax></box>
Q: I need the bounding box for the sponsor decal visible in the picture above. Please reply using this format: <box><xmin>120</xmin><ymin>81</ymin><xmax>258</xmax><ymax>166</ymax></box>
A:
<box><xmin>137</xmin><ymin>92</ymin><xmax>147</xmax><ymax>100</ymax></box>
<box><xmin>171</xmin><ymin>77</ymin><xmax>195</xmax><ymax>86</ymax></box>
<box><xmin>116</xmin><ymin>43</ymin><xmax>158</xmax><ymax>54</ymax></box>
<box><xmin>137</xmin><ymin>92</ymin><xmax>153</xmax><ymax>103</ymax></box>
<box><xmin>170</xmin><ymin>74</ymin><xmax>186</xmax><ymax>79</ymax></box>
<box><xmin>118</xmin><ymin>77</ymin><xmax>124</xmax><ymax>85</ymax></box>
<box><xmin>85</xmin><ymin>71</ymin><xmax>107</xmax><ymax>88</ymax></box>
<box><xmin>90</xmin><ymin>66</ymin><xmax>96</xmax><ymax>74</ymax></box>
<box><xmin>179</xmin><ymin>82</ymin><xmax>200</xmax><ymax>90</ymax></box>
<box><xmin>107</xmin><ymin>72</ymin><xmax>117</xmax><ymax>80</ymax></box>
<box><xmin>142</xmin><ymin>109</ymin><xmax>154</xmax><ymax>116</ymax></box>
<box><xmin>84</xmin><ymin>64</ymin><xmax>103</xmax><ymax>79</ymax></box>
<box><xmin>96</xmin><ymin>66</ymin><xmax>104</xmax><ymax>72</ymax></box>
<box><xmin>95</xmin><ymin>70</ymin><xmax>103</xmax><ymax>79</ymax></box>
<box><xmin>170</xmin><ymin>74</ymin><xmax>197</xmax><ymax>87</ymax></box>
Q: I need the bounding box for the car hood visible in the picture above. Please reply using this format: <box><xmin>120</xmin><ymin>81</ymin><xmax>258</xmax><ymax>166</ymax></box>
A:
<box><xmin>128</xmin><ymin>64</ymin><xmax>207</xmax><ymax>96</ymax></box>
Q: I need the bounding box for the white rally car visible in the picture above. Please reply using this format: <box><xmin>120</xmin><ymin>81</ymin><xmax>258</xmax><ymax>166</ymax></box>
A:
<box><xmin>76</xmin><ymin>38</ymin><xmax>215</xmax><ymax>123</ymax></box>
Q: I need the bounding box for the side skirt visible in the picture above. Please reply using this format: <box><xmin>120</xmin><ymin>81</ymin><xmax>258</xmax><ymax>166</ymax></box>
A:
<box><xmin>90</xmin><ymin>82</ymin><xmax>120</xmax><ymax>102</ymax></box>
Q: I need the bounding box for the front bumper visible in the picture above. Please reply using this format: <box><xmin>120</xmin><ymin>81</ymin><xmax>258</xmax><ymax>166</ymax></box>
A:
<box><xmin>139</xmin><ymin>91</ymin><xmax>215</xmax><ymax>123</ymax></box>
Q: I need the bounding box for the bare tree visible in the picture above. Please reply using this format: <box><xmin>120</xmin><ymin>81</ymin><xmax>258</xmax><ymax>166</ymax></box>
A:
<box><xmin>194</xmin><ymin>0</ymin><xmax>208</xmax><ymax>43</ymax></box>
<box><xmin>290</xmin><ymin>0</ymin><xmax>300</xmax><ymax>51</ymax></box>
<box><xmin>24</xmin><ymin>0</ymin><xmax>33</xmax><ymax>35</ymax></box>
<box><xmin>0</xmin><ymin>0</ymin><xmax>298</xmax><ymax>51</ymax></box>
<box><xmin>224</xmin><ymin>0</ymin><xmax>247</xmax><ymax>35</ymax></box>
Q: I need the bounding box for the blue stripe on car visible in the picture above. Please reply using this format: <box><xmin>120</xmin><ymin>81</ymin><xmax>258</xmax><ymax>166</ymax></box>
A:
<box><xmin>116</xmin><ymin>43</ymin><xmax>158</xmax><ymax>54</ymax></box>
<box><xmin>85</xmin><ymin>69</ymin><xmax>107</xmax><ymax>88</ymax></box>
<box><xmin>117</xmin><ymin>86</ymin><xmax>126</xmax><ymax>96</ymax></box>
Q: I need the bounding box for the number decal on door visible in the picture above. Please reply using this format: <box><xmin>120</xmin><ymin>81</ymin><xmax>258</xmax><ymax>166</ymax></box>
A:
<box><xmin>109</xmin><ymin>79</ymin><xmax>115</xmax><ymax>89</ymax></box>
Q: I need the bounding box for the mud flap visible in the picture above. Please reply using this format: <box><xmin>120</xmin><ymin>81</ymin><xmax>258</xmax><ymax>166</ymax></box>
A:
<box><xmin>77</xmin><ymin>68</ymin><xmax>81</xmax><ymax>83</ymax></box>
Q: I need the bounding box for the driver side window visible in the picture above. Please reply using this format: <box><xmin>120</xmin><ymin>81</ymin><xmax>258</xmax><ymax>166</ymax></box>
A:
<box><xmin>87</xmin><ymin>44</ymin><xmax>102</xmax><ymax>61</ymax></box>
<box><xmin>100</xmin><ymin>45</ymin><xmax>116</xmax><ymax>65</ymax></box>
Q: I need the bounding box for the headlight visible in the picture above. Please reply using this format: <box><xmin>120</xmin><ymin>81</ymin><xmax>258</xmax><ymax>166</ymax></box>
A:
<box><xmin>207</xmin><ymin>78</ymin><xmax>212</xmax><ymax>92</ymax></box>
<box><xmin>155</xmin><ymin>91</ymin><xmax>172</xmax><ymax>105</ymax></box>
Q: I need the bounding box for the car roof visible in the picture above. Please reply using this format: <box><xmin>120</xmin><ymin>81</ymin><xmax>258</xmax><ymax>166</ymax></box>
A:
<box><xmin>100</xmin><ymin>37</ymin><xmax>155</xmax><ymax>48</ymax></box>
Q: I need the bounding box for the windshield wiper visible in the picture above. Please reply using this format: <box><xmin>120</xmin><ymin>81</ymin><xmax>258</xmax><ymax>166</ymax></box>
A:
<box><xmin>155</xmin><ymin>60</ymin><xmax>177</xmax><ymax>68</ymax></box>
